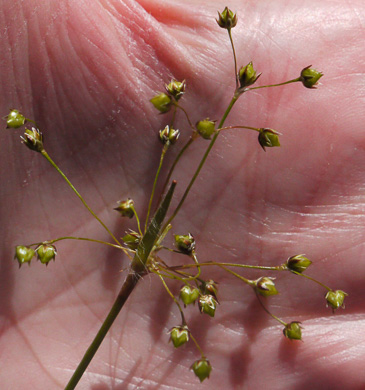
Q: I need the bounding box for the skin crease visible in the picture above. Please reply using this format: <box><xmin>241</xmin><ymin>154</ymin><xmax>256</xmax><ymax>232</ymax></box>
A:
<box><xmin>0</xmin><ymin>0</ymin><xmax>365</xmax><ymax>388</ymax></box>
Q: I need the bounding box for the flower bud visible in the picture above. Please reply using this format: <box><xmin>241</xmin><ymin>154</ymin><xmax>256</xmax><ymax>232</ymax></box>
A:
<box><xmin>191</xmin><ymin>358</ymin><xmax>212</xmax><ymax>382</ymax></box>
<box><xmin>174</xmin><ymin>233</ymin><xmax>195</xmax><ymax>255</ymax></box>
<box><xmin>196</xmin><ymin>119</ymin><xmax>216</xmax><ymax>140</ymax></box>
<box><xmin>198</xmin><ymin>295</ymin><xmax>218</xmax><ymax>317</ymax></box>
<box><xmin>216</xmin><ymin>7</ymin><xmax>237</xmax><ymax>30</ymax></box>
<box><xmin>159</xmin><ymin>125</ymin><xmax>180</xmax><ymax>145</ymax></box>
<box><xmin>180</xmin><ymin>285</ymin><xmax>200</xmax><ymax>306</ymax></box>
<box><xmin>150</xmin><ymin>93</ymin><xmax>172</xmax><ymax>113</ymax></box>
<box><xmin>122</xmin><ymin>231</ymin><xmax>140</xmax><ymax>250</ymax></box>
<box><xmin>286</xmin><ymin>254</ymin><xmax>312</xmax><ymax>274</ymax></box>
<box><xmin>283</xmin><ymin>321</ymin><xmax>302</xmax><ymax>341</ymax></box>
<box><xmin>165</xmin><ymin>80</ymin><xmax>186</xmax><ymax>101</ymax></box>
<box><xmin>238</xmin><ymin>62</ymin><xmax>261</xmax><ymax>89</ymax></box>
<box><xmin>202</xmin><ymin>280</ymin><xmax>218</xmax><ymax>301</ymax></box>
<box><xmin>254</xmin><ymin>277</ymin><xmax>279</xmax><ymax>297</ymax></box>
<box><xmin>325</xmin><ymin>290</ymin><xmax>348</xmax><ymax>311</ymax></box>
<box><xmin>300</xmin><ymin>65</ymin><xmax>323</xmax><ymax>88</ymax></box>
<box><xmin>169</xmin><ymin>325</ymin><xmax>190</xmax><ymax>348</ymax></box>
<box><xmin>14</xmin><ymin>245</ymin><xmax>35</xmax><ymax>267</ymax></box>
<box><xmin>36</xmin><ymin>244</ymin><xmax>57</xmax><ymax>265</ymax></box>
<box><xmin>21</xmin><ymin>127</ymin><xmax>44</xmax><ymax>152</ymax></box>
<box><xmin>258</xmin><ymin>128</ymin><xmax>281</xmax><ymax>151</ymax></box>
<box><xmin>114</xmin><ymin>198</ymin><xmax>135</xmax><ymax>218</ymax></box>
<box><xmin>5</xmin><ymin>109</ymin><xmax>26</xmax><ymax>128</ymax></box>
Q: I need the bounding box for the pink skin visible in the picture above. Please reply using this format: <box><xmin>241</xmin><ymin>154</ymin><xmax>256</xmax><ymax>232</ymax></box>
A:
<box><xmin>1</xmin><ymin>0</ymin><xmax>364</xmax><ymax>389</ymax></box>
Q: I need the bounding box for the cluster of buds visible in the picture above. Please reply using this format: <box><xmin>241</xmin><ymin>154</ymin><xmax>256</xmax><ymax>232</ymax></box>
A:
<box><xmin>254</xmin><ymin>276</ymin><xmax>279</xmax><ymax>297</ymax></box>
<box><xmin>258</xmin><ymin>128</ymin><xmax>281</xmax><ymax>151</ymax></box>
<box><xmin>325</xmin><ymin>290</ymin><xmax>348</xmax><ymax>311</ymax></box>
<box><xmin>196</xmin><ymin>119</ymin><xmax>216</xmax><ymax>140</ymax></box>
<box><xmin>286</xmin><ymin>254</ymin><xmax>312</xmax><ymax>273</ymax></box>
<box><xmin>180</xmin><ymin>285</ymin><xmax>200</xmax><ymax>306</ymax></box>
<box><xmin>238</xmin><ymin>62</ymin><xmax>261</xmax><ymax>89</ymax></box>
<box><xmin>150</xmin><ymin>80</ymin><xmax>186</xmax><ymax>113</ymax></box>
<box><xmin>174</xmin><ymin>233</ymin><xmax>195</xmax><ymax>255</ymax></box>
<box><xmin>283</xmin><ymin>321</ymin><xmax>302</xmax><ymax>341</ymax></box>
<box><xmin>300</xmin><ymin>65</ymin><xmax>323</xmax><ymax>88</ymax></box>
<box><xmin>159</xmin><ymin>125</ymin><xmax>180</xmax><ymax>145</ymax></box>
<box><xmin>5</xmin><ymin>109</ymin><xmax>26</xmax><ymax>128</ymax></box>
<box><xmin>216</xmin><ymin>6</ymin><xmax>237</xmax><ymax>30</ymax></box>
<box><xmin>122</xmin><ymin>230</ymin><xmax>140</xmax><ymax>250</ymax></box>
<box><xmin>114</xmin><ymin>198</ymin><xmax>135</xmax><ymax>219</ymax></box>
<box><xmin>191</xmin><ymin>358</ymin><xmax>212</xmax><ymax>382</ymax></box>
<box><xmin>14</xmin><ymin>244</ymin><xmax>57</xmax><ymax>267</ymax></box>
<box><xmin>169</xmin><ymin>325</ymin><xmax>190</xmax><ymax>348</ymax></box>
<box><xmin>20</xmin><ymin>127</ymin><xmax>44</xmax><ymax>152</ymax></box>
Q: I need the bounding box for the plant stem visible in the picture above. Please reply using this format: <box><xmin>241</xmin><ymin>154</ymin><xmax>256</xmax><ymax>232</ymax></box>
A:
<box><xmin>64</xmin><ymin>273</ymin><xmax>139</xmax><ymax>390</ymax></box>
<box><xmin>64</xmin><ymin>181</ymin><xmax>176</xmax><ymax>389</ymax></box>
<box><xmin>173</xmin><ymin>103</ymin><xmax>194</xmax><ymax>129</ymax></box>
<box><xmin>162</xmin><ymin>93</ymin><xmax>239</xmax><ymax>231</ymax></box>
<box><xmin>29</xmin><ymin>236</ymin><xmax>123</xmax><ymax>251</ymax></box>
<box><xmin>291</xmin><ymin>270</ymin><xmax>332</xmax><ymax>291</ymax></box>
<box><xmin>255</xmin><ymin>292</ymin><xmax>287</xmax><ymax>326</ymax></box>
<box><xmin>169</xmin><ymin>261</ymin><xmax>283</xmax><ymax>272</ymax></box>
<box><xmin>227</xmin><ymin>28</ymin><xmax>239</xmax><ymax>88</ymax></box>
<box><xmin>218</xmin><ymin>125</ymin><xmax>260</xmax><ymax>133</ymax></box>
<box><xmin>41</xmin><ymin>150</ymin><xmax>125</xmax><ymax>253</ymax></box>
<box><xmin>145</xmin><ymin>143</ymin><xmax>169</xmax><ymax>232</ymax></box>
<box><xmin>247</xmin><ymin>78</ymin><xmax>300</xmax><ymax>91</ymax></box>
<box><xmin>157</xmin><ymin>135</ymin><xmax>196</xmax><ymax>207</ymax></box>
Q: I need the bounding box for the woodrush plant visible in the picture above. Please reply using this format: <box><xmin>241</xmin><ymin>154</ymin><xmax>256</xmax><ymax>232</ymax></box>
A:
<box><xmin>4</xmin><ymin>6</ymin><xmax>347</xmax><ymax>388</ymax></box>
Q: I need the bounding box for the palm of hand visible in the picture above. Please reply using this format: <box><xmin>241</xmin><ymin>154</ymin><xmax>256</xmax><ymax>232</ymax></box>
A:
<box><xmin>1</xmin><ymin>1</ymin><xmax>364</xmax><ymax>389</ymax></box>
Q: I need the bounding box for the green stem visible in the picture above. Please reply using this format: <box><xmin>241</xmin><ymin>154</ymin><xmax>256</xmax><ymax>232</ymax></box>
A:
<box><xmin>29</xmin><ymin>236</ymin><xmax>123</xmax><ymax>251</ymax></box>
<box><xmin>247</xmin><ymin>78</ymin><xmax>300</xmax><ymax>91</ymax></box>
<box><xmin>227</xmin><ymin>28</ymin><xmax>239</xmax><ymax>88</ymax></box>
<box><xmin>291</xmin><ymin>271</ymin><xmax>332</xmax><ymax>291</ymax></box>
<box><xmin>145</xmin><ymin>143</ymin><xmax>169</xmax><ymax>232</ymax></box>
<box><xmin>64</xmin><ymin>181</ymin><xmax>176</xmax><ymax>389</ymax></box>
<box><xmin>190</xmin><ymin>333</ymin><xmax>205</xmax><ymax>358</ymax></box>
<box><xmin>173</xmin><ymin>103</ymin><xmax>194</xmax><ymax>129</ymax></box>
<box><xmin>162</xmin><ymin>94</ymin><xmax>239</xmax><ymax>231</ymax></box>
<box><xmin>157</xmin><ymin>136</ymin><xmax>196</xmax><ymax>208</ymax></box>
<box><xmin>41</xmin><ymin>150</ymin><xmax>125</xmax><ymax>252</ymax></box>
<box><xmin>169</xmin><ymin>261</ymin><xmax>284</xmax><ymax>272</ymax></box>
<box><xmin>218</xmin><ymin>125</ymin><xmax>260</xmax><ymax>133</ymax></box>
<box><xmin>158</xmin><ymin>273</ymin><xmax>186</xmax><ymax>324</ymax></box>
<box><xmin>131</xmin><ymin>206</ymin><xmax>142</xmax><ymax>236</ymax></box>
<box><xmin>219</xmin><ymin>265</ymin><xmax>253</xmax><ymax>286</ymax></box>
<box><xmin>255</xmin><ymin>291</ymin><xmax>287</xmax><ymax>326</ymax></box>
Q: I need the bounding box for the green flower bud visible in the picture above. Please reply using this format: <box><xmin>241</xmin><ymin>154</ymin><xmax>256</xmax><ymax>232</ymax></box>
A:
<box><xmin>20</xmin><ymin>127</ymin><xmax>44</xmax><ymax>152</ymax></box>
<box><xmin>196</xmin><ymin>119</ymin><xmax>216</xmax><ymax>140</ymax></box>
<box><xmin>202</xmin><ymin>280</ymin><xmax>218</xmax><ymax>301</ymax></box>
<box><xmin>216</xmin><ymin>7</ymin><xmax>237</xmax><ymax>30</ymax></box>
<box><xmin>174</xmin><ymin>233</ymin><xmax>195</xmax><ymax>255</ymax></box>
<box><xmin>150</xmin><ymin>92</ymin><xmax>172</xmax><ymax>113</ymax></box>
<box><xmin>300</xmin><ymin>65</ymin><xmax>323</xmax><ymax>88</ymax></box>
<box><xmin>286</xmin><ymin>254</ymin><xmax>312</xmax><ymax>273</ymax></box>
<box><xmin>325</xmin><ymin>290</ymin><xmax>348</xmax><ymax>311</ymax></box>
<box><xmin>5</xmin><ymin>109</ymin><xmax>26</xmax><ymax>128</ymax></box>
<box><xmin>283</xmin><ymin>321</ymin><xmax>302</xmax><ymax>341</ymax></box>
<box><xmin>238</xmin><ymin>62</ymin><xmax>261</xmax><ymax>89</ymax></box>
<box><xmin>258</xmin><ymin>128</ymin><xmax>281</xmax><ymax>151</ymax></box>
<box><xmin>36</xmin><ymin>244</ymin><xmax>57</xmax><ymax>265</ymax></box>
<box><xmin>198</xmin><ymin>295</ymin><xmax>218</xmax><ymax>317</ymax></box>
<box><xmin>254</xmin><ymin>277</ymin><xmax>279</xmax><ymax>297</ymax></box>
<box><xmin>14</xmin><ymin>245</ymin><xmax>35</xmax><ymax>267</ymax></box>
<box><xmin>159</xmin><ymin>125</ymin><xmax>180</xmax><ymax>145</ymax></box>
<box><xmin>180</xmin><ymin>285</ymin><xmax>200</xmax><ymax>306</ymax></box>
<box><xmin>191</xmin><ymin>358</ymin><xmax>212</xmax><ymax>382</ymax></box>
<box><xmin>122</xmin><ymin>231</ymin><xmax>140</xmax><ymax>250</ymax></box>
<box><xmin>169</xmin><ymin>325</ymin><xmax>190</xmax><ymax>348</ymax></box>
<box><xmin>114</xmin><ymin>198</ymin><xmax>135</xmax><ymax>219</ymax></box>
<box><xmin>165</xmin><ymin>80</ymin><xmax>186</xmax><ymax>101</ymax></box>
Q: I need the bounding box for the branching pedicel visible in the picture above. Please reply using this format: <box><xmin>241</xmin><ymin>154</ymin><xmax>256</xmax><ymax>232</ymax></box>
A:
<box><xmin>5</xmin><ymin>6</ymin><xmax>347</xmax><ymax>388</ymax></box>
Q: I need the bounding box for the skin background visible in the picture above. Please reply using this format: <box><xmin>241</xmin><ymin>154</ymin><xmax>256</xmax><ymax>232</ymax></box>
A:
<box><xmin>0</xmin><ymin>0</ymin><xmax>365</xmax><ymax>389</ymax></box>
